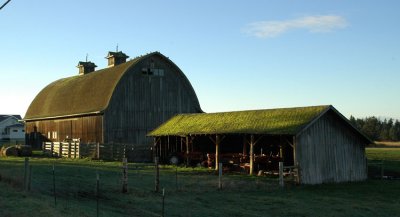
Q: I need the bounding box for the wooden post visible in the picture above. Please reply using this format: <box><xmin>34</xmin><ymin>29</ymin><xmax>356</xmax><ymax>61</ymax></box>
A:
<box><xmin>381</xmin><ymin>160</ymin><xmax>384</xmax><ymax>179</ymax></box>
<box><xmin>186</xmin><ymin>136</ymin><xmax>190</xmax><ymax>166</ymax></box>
<box><xmin>96</xmin><ymin>172</ymin><xmax>99</xmax><ymax>217</ymax></box>
<box><xmin>122</xmin><ymin>158</ymin><xmax>128</xmax><ymax>193</ymax></box>
<box><xmin>24</xmin><ymin>157</ymin><xmax>29</xmax><ymax>190</ymax></box>
<box><xmin>279</xmin><ymin>162</ymin><xmax>284</xmax><ymax>187</ymax></box>
<box><xmin>218</xmin><ymin>163</ymin><xmax>223</xmax><ymax>190</ymax></box>
<box><xmin>28</xmin><ymin>165</ymin><xmax>32</xmax><ymax>191</ymax></box>
<box><xmin>215</xmin><ymin>135</ymin><xmax>220</xmax><ymax>171</ymax></box>
<box><xmin>155</xmin><ymin>157</ymin><xmax>160</xmax><ymax>192</ymax></box>
<box><xmin>249</xmin><ymin>135</ymin><xmax>254</xmax><ymax>175</ymax></box>
<box><xmin>162</xmin><ymin>188</ymin><xmax>165</xmax><ymax>217</ymax></box>
<box><xmin>175</xmin><ymin>167</ymin><xmax>178</xmax><ymax>191</ymax></box>
<box><xmin>292</xmin><ymin>136</ymin><xmax>297</xmax><ymax>165</ymax></box>
<box><xmin>52</xmin><ymin>164</ymin><xmax>57</xmax><ymax>207</ymax></box>
<box><xmin>97</xmin><ymin>142</ymin><xmax>100</xmax><ymax>159</ymax></box>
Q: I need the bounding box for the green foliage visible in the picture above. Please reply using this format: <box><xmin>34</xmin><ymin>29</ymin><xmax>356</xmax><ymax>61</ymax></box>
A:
<box><xmin>349</xmin><ymin>116</ymin><xmax>400</xmax><ymax>141</ymax></box>
<box><xmin>150</xmin><ymin>105</ymin><xmax>330</xmax><ymax>136</ymax></box>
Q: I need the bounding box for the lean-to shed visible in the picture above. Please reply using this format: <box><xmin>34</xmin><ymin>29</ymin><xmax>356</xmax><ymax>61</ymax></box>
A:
<box><xmin>149</xmin><ymin>105</ymin><xmax>371</xmax><ymax>184</ymax></box>
<box><xmin>24</xmin><ymin>51</ymin><xmax>201</xmax><ymax>160</ymax></box>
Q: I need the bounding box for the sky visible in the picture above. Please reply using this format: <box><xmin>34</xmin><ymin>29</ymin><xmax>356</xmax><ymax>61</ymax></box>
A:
<box><xmin>0</xmin><ymin>0</ymin><xmax>399</xmax><ymax>120</ymax></box>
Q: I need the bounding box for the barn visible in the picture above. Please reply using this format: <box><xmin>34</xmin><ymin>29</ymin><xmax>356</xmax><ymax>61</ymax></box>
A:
<box><xmin>24</xmin><ymin>51</ymin><xmax>202</xmax><ymax>160</ymax></box>
<box><xmin>149</xmin><ymin>105</ymin><xmax>371</xmax><ymax>184</ymax></box>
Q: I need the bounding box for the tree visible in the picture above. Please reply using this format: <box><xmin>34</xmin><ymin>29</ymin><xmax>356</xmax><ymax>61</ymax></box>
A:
<box><xmin>361</xmin><ymin>116</ymin><xmax>380</xmax><ymax>141</ymax></box>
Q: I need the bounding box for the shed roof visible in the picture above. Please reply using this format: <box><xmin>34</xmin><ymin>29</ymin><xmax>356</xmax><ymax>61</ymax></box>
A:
<box><xmin>149</xmin><ymin>105</ymin><xmax>331</xmax><ymax>136</ymax></box>
<box><xmin>24</xmin><ymin>53</ymin><xmax>157</xmax><ymax>120</ymax></box>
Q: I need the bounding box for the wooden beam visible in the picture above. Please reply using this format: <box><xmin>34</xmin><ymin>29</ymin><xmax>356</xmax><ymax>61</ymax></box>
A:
<box><xmin>186</xmin><ymin>136</ymin><xmax>190</xmax><ymax>166</ymax></box>
<box><xmin>215</xmin><ymin>134</ymin><xmax>220</xmax><ymax>171</ymax></box>
<box><xmin>249</xmin><ymin>134</ymin><xmax>254</xmax><ymax>175</ymax></box>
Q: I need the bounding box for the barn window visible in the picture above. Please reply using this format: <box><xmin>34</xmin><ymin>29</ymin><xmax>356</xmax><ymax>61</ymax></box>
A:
<box><xmin>52</xmin><ymin>131</ymin><xmax>58</xmax><ymax>139</ymax></box>
<box><xmin>48</xmin><ymin>132</ymin><xmax>51</xmax><ymax>138</ymax></box>
<box><xmin>13</xmin><ymin>129</ymin><xmax>18</xmax><ymax>132</ymax></box>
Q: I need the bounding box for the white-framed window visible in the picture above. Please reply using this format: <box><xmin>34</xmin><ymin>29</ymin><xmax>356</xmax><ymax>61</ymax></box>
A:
<box><xmin>52</xmin><ymin>131</ymin><xmax>57</xmax><ymax>139</ymax></box>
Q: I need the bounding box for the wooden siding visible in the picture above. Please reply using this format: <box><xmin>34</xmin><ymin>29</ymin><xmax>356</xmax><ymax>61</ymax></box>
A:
<box><xmin>103</xmin><ymin>55</ymin><xmax>201</xmax><ymax>155</ymax></box>
<box><xmin>297</xmin><ymin>110</ymin><xmax>367</xmax><ymax>184</ymax></box>
<box><xmin>25</xmin><ymin>115</ymin><xmax>103</xmax><ymax>147</ymax></box>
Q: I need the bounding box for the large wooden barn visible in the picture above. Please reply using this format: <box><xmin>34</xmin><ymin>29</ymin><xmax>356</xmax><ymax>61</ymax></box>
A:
<box><xmin>24</xmin><ymin>51</ymin><xmax>202</xmax><ymax>160</ymax></box>
<box><xmin>149</xmin><ymin>105</ymin><xmax>371</xmax><ymax>184</ymax></box>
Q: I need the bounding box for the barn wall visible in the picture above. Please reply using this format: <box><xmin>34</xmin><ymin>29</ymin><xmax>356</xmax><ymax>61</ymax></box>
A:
<box><xmin>104</xmin><ymin>54</ymin><xmax>201</xmax><ymax>160</ymax></box>
<box><xmin>297</xmin><ymin>111</ymin><xmax>367</xmax><ymax>184</ymax></box>
<box><xmin>25</xmin><ymin>115</ymin><xmax>103</xmax><ymax>148</ymax></box>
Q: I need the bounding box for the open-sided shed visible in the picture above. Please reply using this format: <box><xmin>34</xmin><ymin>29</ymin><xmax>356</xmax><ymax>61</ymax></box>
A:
<box><xmin>149</xmin><ymin>105</ymin><xmax>371</xmax><ymax>184</ymax></box>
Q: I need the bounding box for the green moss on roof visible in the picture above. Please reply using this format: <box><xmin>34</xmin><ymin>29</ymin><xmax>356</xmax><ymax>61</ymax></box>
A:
<box><xmin>149</xmin><ymin>105</ymin><xmax>330</xmax><ymax>136</ymax></box>
<box><xmin>24</xmin><ymin>56</ymin><xmax>143</xmax><ymax>120</ymax></box>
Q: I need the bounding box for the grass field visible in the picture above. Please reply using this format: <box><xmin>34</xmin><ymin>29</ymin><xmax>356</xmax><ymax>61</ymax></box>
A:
<box><xmin>0</xmin><ymin>148</ymin><xmax>399</xmax><ymax>217</ymax></box>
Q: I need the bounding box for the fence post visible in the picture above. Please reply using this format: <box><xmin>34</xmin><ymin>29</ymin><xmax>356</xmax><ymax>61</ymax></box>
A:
<box><xmin>175</xmin><ymin>167</ymin><xmax>178</xmax><ymax>191</ymax></box>
<box><xmin>28</xmin><ymin>165</ymin><xmax>32</xmax><ymax>191</ymax></box>
<box><xmin>96</xmin><ymin>172</ymin><xmax>100</xmax><ymax>217</ymax></box>
<box><xmin>155</xmin><ymin>157</ymin><xmax>160</xmax><ymax>193</ymax></box>
<box><xmin>96</xmin><ymin>143</ymin><xmax>100</xmax><ymax>159</ymax></box>
<box><xmin>24</xmin><ymin>157</ymin><xmax>29</xmax><ymax>190</ymax></box>
<box><xmin>279</xmin><ymin>162</ymin><xmax>284</xmax><ymax>188</ymax></box>
<box><xmin>122</xmin><ymin>158</ymin><xmax>128</xmax><ymax>193</ymax></box>
<box><xmin>218</xmin><ymin>163</ymin><xmax>223</xmax><ymax>190</ymax></box>
<box><xmin>52</xmin><ymin>164</ymin><xmax>57</xmax><ymax>207</ymax></box>
<box><xmin>162</xmin><ymin>188</ymin><xmax>165</xmax><ymax>217</ymax></box>
<box><xmin>381</xmin><ymin>160</ymin><xmax>384</xmax><ymax>179</ymax></box>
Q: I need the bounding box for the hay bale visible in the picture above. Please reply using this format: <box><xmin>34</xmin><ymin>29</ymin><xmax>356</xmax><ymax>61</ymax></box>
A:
<box><xmin>2</xmin><ymin>146</ymin><xmax>19</xmax><ymax>157</ymax></box>
<box><xmin>17</xmin><ymin>145</ymin><xmax>32</xmax><ymax>157</ymax></box>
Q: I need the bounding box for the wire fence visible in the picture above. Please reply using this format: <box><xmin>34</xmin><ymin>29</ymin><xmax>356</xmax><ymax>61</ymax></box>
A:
<box><xmin>0</xmin><ymin>158</ymin><xmax>284</xmax><ymax>217</ymax></box>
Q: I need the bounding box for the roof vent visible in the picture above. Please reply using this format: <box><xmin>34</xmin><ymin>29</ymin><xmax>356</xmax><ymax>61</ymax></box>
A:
<box><xmin>77</xmin><ymin>61</ymin><xmax>97</xmax><ymax>75</ymax></box>
<box><xmin>105</xmin><ymin>51</ymin><xmax>129</xmax><ymax>67</ymax></box>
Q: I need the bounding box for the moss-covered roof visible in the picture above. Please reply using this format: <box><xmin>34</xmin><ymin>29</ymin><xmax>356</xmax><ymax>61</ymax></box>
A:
<box><xmin>148</xmin><ymin>105</ymin><xmax>331</xmax><ymax>136</ymax></box>
<box><xmin>24</xmin><ymin>55</ymin><xmax>145</xmax><ymax>120</ymax></box>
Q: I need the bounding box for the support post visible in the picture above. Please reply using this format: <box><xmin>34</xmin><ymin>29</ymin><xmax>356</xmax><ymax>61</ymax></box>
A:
<box><xmin>215</xmin><ymin>135</ymin><xmax>220</xmax><ymax>171</ymax></box>
<box><xmin>279</xmin><ymin>161</ymin><xmax>284</xmax><ymax>187</ymax></box>
<box><xmin>186</xmin><ymin>136</ymin><xmax>190</xmax><ymax>166</ymax></box>
<box><xmin>249</xmin><ymin>135</ymin><xmax>254</xmax><ymax>175</ymax></box>
<box><xmin>292</xmin><ymin>136</ymin><xmax>296</xmax><ymax>165</ymax></box>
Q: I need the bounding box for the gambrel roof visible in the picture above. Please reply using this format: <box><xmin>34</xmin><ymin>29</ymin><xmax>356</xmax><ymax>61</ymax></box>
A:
<box><xmin>24</xmin><ymin>52</ymin><xmax>199</xmax><ymax>121</ymax></box>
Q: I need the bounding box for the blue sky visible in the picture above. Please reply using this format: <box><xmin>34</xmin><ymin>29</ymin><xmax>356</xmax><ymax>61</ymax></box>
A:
<box><xmin>1</xmin><ymin>0</ymin><xmax>399</xmax><ymax>119</ymax></box>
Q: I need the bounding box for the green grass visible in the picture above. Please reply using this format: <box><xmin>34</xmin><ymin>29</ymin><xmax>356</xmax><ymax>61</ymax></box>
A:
<box><xmin>0</xmin><ymin>149</ymin><xmax>399</xmax><ymax>217</ymax></box>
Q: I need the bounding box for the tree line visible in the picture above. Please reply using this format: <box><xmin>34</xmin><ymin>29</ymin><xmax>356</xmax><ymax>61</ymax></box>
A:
<box><xmin>349</xmin><ymin>116</ymin><xmax>400</xmax><ymax>141</ymax></box>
